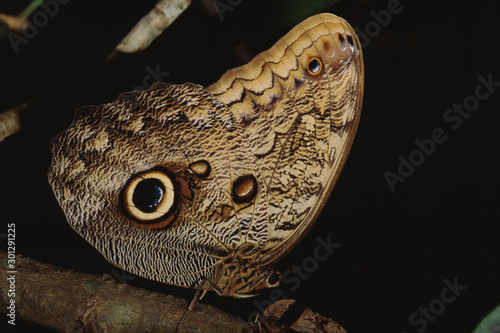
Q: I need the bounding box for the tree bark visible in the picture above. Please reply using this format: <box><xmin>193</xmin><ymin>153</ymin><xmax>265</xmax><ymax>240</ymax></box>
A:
<box><xmin>0</xmin><ymin>251</ymin><xmax>257</xmax><ymax>332</ymax></box>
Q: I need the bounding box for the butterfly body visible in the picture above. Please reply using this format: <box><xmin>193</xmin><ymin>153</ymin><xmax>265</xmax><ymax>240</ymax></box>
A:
<box><xmin>49</xmin><ymin>13</ymin><xmax>364</xmax><ymax>297</ymax></box>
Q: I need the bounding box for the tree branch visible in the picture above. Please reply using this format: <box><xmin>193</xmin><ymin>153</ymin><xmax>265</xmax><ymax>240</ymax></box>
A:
<box><xmin>0</xmin><ymin>251</ymin><xmax>257</xmax><ymax>332</ymax></box>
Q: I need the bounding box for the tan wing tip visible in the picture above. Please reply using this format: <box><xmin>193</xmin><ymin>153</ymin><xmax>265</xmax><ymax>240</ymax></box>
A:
<box><xmin>206</xmin><ymin>13</ymin><xmax>361</xmax><ymax>97</ymax></box>
<box><xmin>296</xmin><ymin>12</ymin><xmax>356</xmax><ymax>40</ymax></box>
<box><xmin>300</xmin><ymin>12</ymin><xmax>346</xmax><ymax>27</ymax></box>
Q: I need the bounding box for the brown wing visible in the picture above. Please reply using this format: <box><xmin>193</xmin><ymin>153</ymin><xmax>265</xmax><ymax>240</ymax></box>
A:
<box><xmin>48</xmin><ymin>13</ymin><xmax>364</xmax><ymax>292</ymax></box>
<box><xmin>206</xmin><ymin>13</ymin><xmax>364</xmax><ymax>264</ymax></box>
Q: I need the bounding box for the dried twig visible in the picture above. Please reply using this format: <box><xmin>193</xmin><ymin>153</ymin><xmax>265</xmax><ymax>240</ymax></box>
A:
<box><xmin>0</xmin><ymin>13</ymin><xmax>29</xmax><ymax>33</ymax></box>
<box><xmin>0</xmin><ymin>0</ymin><xmax>45</xmax><ymax>33</ymax></box>
<box><xmin>109</xmin><ymin>0</ymin><xmax>191</xmax><ymax>58</ymax></box>
<box><xmin>0</xmin><ymin>102</ymin><xmax>27</xmax><ymax>142</ymax></box>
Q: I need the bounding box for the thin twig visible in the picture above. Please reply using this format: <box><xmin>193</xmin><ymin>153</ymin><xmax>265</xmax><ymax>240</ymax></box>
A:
<box><xmin>19</xmin><ymin>0</ymin><xmax>46</xmax><ymax>19</ymax></box>
<box><xmin>0</xmin><ymin>102</ymin><xmax>27</xmax><ymax>142</ymax></box>
<box><xmin>0</xmin><ymin>0</ymin><xmax>45</xmax><ymax>34</ymax></box>
<box><xmin>0</xmin><ymin>13</ymin><xmax>29</xmax><ymax>32</ymax></box>
<box><xmin>109</xmin><ymin>0</ymin><xmax>191</xmax><ymax>58</ymax></box>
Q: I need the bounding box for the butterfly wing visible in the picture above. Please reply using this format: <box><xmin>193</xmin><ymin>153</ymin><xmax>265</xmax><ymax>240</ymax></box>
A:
<box><xmin>49</xmin><ymin>82</ymin><xmax>269</xmax><ymax>288</ymax></box>
<box><xmin>206</xmin><ymin>13</ymin><xmax>364</xmax><ymax>264</ymax></box>
<box><xmin>48</xmin><ymin>13</ymin><xmax>363</xmax><ymax>294</ymax></box>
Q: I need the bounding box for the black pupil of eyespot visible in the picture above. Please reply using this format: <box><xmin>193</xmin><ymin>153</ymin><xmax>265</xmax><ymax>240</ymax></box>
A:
<box><xmin>132</xmin><ymin>178</ymin><xmax>165</xmax><ymax>213</ymax></box>
<box><xmin>309</xmin><ymin>59</ymin><xmax>320</xmax><ymax>73</ymax></box>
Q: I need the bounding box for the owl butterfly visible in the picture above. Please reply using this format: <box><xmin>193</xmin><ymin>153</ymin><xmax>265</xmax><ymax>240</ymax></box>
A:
<box><xmin>48</xmin><ymin>13</ymin><xmax>364</xmax><ymax>298</ymax></box>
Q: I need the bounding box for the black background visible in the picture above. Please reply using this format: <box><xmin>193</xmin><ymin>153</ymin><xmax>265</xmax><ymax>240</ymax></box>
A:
<box><xmin>1</xmin><ymin>0</ymin><xmax>499</xmax><ymax>332</ymax></box>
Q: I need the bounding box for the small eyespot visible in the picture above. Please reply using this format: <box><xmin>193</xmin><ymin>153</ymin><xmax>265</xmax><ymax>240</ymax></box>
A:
<box><xmin>189</xmin><ymin>160</ymin><xmax>211</xmax><ymax>179</ymax></box>
<box><xmin>121</xmin><ymin>168</ymin><xmax>177</xmax><ymax>227</ymax></box>
<box><xmin>232</xmin><ymin>175</ymin><xmax>257</xmax><ymax>203</ymax></box>
<box><xmin>307</xmin><ymin>57</ymin><xmax>323</xmax><ymax>75</ymax></box>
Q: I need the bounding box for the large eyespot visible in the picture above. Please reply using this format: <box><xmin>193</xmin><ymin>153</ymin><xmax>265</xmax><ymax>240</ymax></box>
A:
<box><xmin>307</xmin><ymin>57</ymin><xmax>323</xmax><ymax>75</ymax></box>
<box><xmin>121</xmin><ymin>168</ymin><xmax>177</xmax><ymax>228</ymax></box>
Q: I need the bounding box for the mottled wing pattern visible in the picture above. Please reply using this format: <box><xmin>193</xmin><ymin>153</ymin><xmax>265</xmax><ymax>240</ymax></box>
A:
<box><xmin>49</xmin><ymin>83</ymin><xmax>258</xmax><ymax>287</ymax></box>
<box><xmin>206</xmin><ymin>13</ymin><xmax>364</xmax><ymax>263</ymax></box>
<box><xmin>48</xmin><ymin>13</ymin><xmax>363</xmax><ymax>294</ymax></box>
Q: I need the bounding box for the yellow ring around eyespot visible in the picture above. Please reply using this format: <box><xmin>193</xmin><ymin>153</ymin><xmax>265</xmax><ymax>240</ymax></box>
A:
<box><xmin>307</xmin><ymin>57</ymin><xmax>323</xmax><ymax>75</ymax></box>
<box><xmin>123</xmin><ymin>170</ymin><xmax>175</xmax><ymax>222</ymax></box>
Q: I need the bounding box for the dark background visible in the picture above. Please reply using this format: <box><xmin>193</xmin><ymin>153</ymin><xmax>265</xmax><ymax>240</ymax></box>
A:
<box><xmin>1</xmin><ymin>0</ymin><xmax>499</xmax><ymax>332</ymax></box>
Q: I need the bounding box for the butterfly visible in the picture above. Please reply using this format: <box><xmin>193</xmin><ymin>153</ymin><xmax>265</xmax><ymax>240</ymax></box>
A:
<box><xmin>48</xmin><ymin>13</ymin><xmax>364</xmax><ymax>298</ymax></box>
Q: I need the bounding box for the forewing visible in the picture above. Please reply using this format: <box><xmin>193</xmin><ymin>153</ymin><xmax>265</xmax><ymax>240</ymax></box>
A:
<box><xmin>206</xmin><ymin>13</ymin><xmax>364</xmax><ymax>263</ymax></box>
